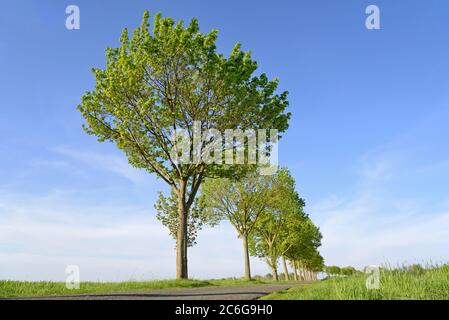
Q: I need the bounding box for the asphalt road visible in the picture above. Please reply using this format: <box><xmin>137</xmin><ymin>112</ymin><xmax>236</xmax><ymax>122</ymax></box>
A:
<box><xmin>18</xmin><ymin>282</ymin><xmax>306</xmax><ymax>300</ymax></box>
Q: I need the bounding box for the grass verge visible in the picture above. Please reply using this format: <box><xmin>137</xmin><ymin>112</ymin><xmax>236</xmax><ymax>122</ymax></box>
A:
<box><xmin>262</xmin><ymin>266</ymin><xmax>449</xmax><ymax>300</ymax></box>
<box><xmin>0</xmin><ymin>278</ymin><xmax>270</xmax><ymax>298</ymax></box>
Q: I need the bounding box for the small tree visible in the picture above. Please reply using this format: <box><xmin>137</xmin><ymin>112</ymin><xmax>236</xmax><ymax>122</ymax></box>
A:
<box><xmin>155</xmin><ymin>188</ymin><xmax>220</xmax><ymax>247</ymax></box>
<box><xmin>77</xmin><ymin>11</ymin><xmax>290</xmax><ymax>278</ymax></box>
<box><xmin>285</xmin><ymin>217</ymin><xmax>322</xmax><ymax>281</ymax></box>
<box><xmin>278</xmin><ymin>197</ymin><xmax>308</xmax><ymax>281</ymax></box>
<box><xmin>326</xmin><ymin>266</ymin><xmax>341</xmax><ymax>277</ymax></box>
<box><xmin>341</xmin><ymin>266</ymin><xmax>357</xmax><ymax>276</ymax></box>
<box><xmin>200</xmin><ymin>170</ymin><xmax>271</xmax><ymax>280</ymax></box>
<box><xmin>249</xmin><ymin>168</ymin><xmax>299</xmax><ymax>280</ymax></box>
<box><xmin>303</xmin><ymin>249</ymin><xmax>325</xmax><ymax>280</ymax></box>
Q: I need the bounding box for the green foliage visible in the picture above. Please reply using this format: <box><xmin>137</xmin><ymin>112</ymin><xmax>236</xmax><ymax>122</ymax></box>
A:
<box><xmin>249</xmin><ymin>168</ymin><xmax>311</xmax><ymax>272</ymax></box>
<box><xmin>200</xmin><ymin>167</ymin><xmax>324</xmax><ymax>280</ymax></box>
<box><xmin>155</xmin><ymin>188</ymin><xmax>221</xmax><ymax>247</ymax></box>
<box><xmin>287</xmin><ymin>218</ymin><xmax>323</xmax><ymax>272</ymax></box>
<box><xmin>341</xmin><ymin>266</ymin><xmax>358</xmax><ymax>276</ymax></box>
<box><xmin>301</xmin><ymin>248</ymin><xmax>325</xmax><ymax>272</ymax></box>
<box><xmin>325</xmin><ymin>265</ymin><xmax>358</xmax><ymax>277</ymax></box>
<box><xmin>200</xmin><ymin>170</ymin><xmax>271</xmax><ymax>236</ymax></box>
<box><xmin>325</xmin><ymin>265</ymin><xmax>342</xmax><ymax>276</ymax></box>
<box><xmin>77</xmin><ymin>11</ymin><xmax>290</xmax><ymax>188</ymax></box>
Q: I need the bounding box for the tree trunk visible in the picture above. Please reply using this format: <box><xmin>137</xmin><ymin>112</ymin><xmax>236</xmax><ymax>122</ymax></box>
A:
<box><xmin>295</xmin><ymin>260</ymin><xmax>301</xmax><ymax>281</ymax></box>
<box><xmin>282</xmin><ymin>256</ymin><xmax>289</xmax><ymax>281</ymax></box>
<box><xmin>242</xmin><ymin>234</ymin><xmax>251</xmax><ymax>280</ymax></box>
<box><xmin>271</xmin><ymin>265</ymin><xmax>278</xmax><ymax>281</ymax></box>
<box><xmin>267</xmin><ymin>256</ymin><xmax>279</xmax><ymax>281</ymax></box>
<box><xmin>176</xmin><ymin>180</ymin><xmax>188</xmax><ymax>279</ymax></box>
<box><xmin>292</xmin><ymin>260</ymin><xmax>298</xmax><ymax>281</ymax></box>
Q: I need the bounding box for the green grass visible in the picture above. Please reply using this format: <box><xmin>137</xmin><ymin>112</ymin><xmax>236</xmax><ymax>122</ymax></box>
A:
<box><xmin>262</xmin><ymin>265</ymin><xmax>449</xmax><ymax>300</ymax></box>
<box><xmin>0</xmin><ymin>278</ymin><xmax>269</xmax><ymax>298</ymax></box>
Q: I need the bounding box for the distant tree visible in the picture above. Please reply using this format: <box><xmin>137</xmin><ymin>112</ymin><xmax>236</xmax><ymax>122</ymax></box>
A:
<box><xmin>341</xmin><ymin>266</ymin><xmax>357</xmax><ymax>276</ymax></box>
<box><xmin>306</xmin><ymin>250</ymin><xmax>325</xmax><ymax>278</ymax></box>
<box><xmin>77</xmin><ymin>11</ymin><xmax>290</xmax><ymax>278</ymax></box>
<box><xmin>408</xmin><ymin>264</ymin><xmax>424</xmax><ymax>275</ymax></box>
<box><xmin>249</xmin><ymin>168</ymin><xmax>300</xmax><ymax>280</ymax></box>
<box><xmin>286</xmin><ymin>217</ymin><xmax>323</xmax><ymax>281</ymax></box>
<box><xmin>200</xmin><ymin>171</ymin><xmax>271</xmax><ymax>280</ymax></box>
<box><xmin>278</xmin><ymin>199</ymin><xmax>309</xmax><ymax>281</ymax></box>
<box><xmin>326</xmin><ymin>265</ymin><xmax>342</xmax><ymax>277</ymax></box>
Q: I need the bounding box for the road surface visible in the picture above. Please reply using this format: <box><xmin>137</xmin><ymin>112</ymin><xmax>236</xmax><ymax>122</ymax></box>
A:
<box><xmin>16</xmin><ymin>282</ymin><xmax>307</xmax><ymax>300</ymax></box>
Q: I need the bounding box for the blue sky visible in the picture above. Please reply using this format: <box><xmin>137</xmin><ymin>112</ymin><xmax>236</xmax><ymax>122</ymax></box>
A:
<box><xmin>1</xmin><ymin>0</ymin><xmax>449</xmax><ymax>281</ymax></box>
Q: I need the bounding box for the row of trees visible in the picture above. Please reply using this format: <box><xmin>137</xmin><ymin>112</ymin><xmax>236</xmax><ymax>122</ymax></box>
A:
<box><xmin>77</xmin><ymin>11</ymin><xmax>322</xmax><ymax>279</ymax></box>
<box><xmin>325</xmin><ymin>266</ymin><xmax>358</xmax><ymax>277</ymax></box>
<box><xmin>156</xmin><ymin>167</ymin><xmax>324</xmax><ymax>281</ymax></box>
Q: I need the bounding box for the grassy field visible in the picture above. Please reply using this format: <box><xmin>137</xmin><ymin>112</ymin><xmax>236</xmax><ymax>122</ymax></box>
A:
<box><xmin>263</xmin><ymin>265</ymin><xmax>449</xmax><ymax>300</ymax></box>
<box><xmin>0</xmin><ymin>278</ymin><xmax>269</xmax><ymax>298</ymax></box>
<box><xmin>5</xmin><ymin>266</ymin><xmax>448</xmax><ymax>299</ymax></box>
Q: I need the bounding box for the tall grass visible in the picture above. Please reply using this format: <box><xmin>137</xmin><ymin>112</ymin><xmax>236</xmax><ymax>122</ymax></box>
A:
<box><xmin>263</xmin><ymin>265</ymin><xmax>449</xmax><ymax>300</ymax></box>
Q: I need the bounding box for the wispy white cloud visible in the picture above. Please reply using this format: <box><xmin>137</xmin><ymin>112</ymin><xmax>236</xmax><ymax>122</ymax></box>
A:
<box><xmin>4</xmin><ymin>107</ymin><xmax>449</xmax><ymax>280</ymax></box>
<box><xmin>30</xmin><ymin>159</ymin><xmax>70</xmax><ymax>169</ymax></box>
<box><xmin>0</xmin><ymin>191</ymin><xmax>270</xmax><ymax>281</ymax></box>
<box><xmin>51</xmin><ymin>146</ymin><xmax>148</xmax><ymax>185</ymax></box>
<box><xmin>0</xmin><ymin>190</ymin><xmax>172</xmax><ymax>280</ymax></box>
<box><xmin>313</xmin><ymin>191</ymin><xmax>449</xmax><ymax>268</ymax></box>
<box><xmin>312</xmin><ymin>114</ymin><xmax>449</xmax><ymax>269</ymax></box>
